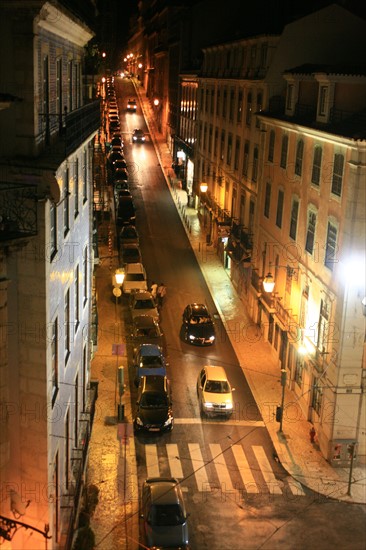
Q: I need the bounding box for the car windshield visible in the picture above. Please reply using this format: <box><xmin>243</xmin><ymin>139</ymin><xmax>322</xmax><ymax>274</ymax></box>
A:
<box><xmin>135</xmin><ymin>327</ymin><xmax>159</xmax><ymax>337</ymax></box>
<box><xmin>190</xmin><ymin>315</ymin><xmax>211</xmax><ymax>324</ymax></box>
<box><xmin>150</xmin><ymin>504</ymin><xmax>185</xmax><ymax>526</ymax></box>
<box><xmin>141</xmin><ymin>356</ymin><xmax>163</xmax><ymax>367</ymax></box>
<box><xmin>134</xmin><ymin>299</ymin><xmax>155</xmax><ymax>309</ymax></box>
<box><xmin>125</xmin><ymin>274</ymin><xmax>145</xmax><ymax>281</ymax></box>
<box><xmin>140</xmin><ymin>392</ymin><xmax>168</xmax><ymax>408</ymax></box>
<box><xmin>204</xmin><ymin>380</ymin><xmax>230</xmax><ymax>393</ymax></box>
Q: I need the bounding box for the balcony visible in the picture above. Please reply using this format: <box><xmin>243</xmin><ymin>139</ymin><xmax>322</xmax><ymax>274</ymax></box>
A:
<box><xmin>0</xmin><ymin>184</ymin><xmax>37</xmax><ymax>243</ymax></box>
<box><xmin>40</xmin><ymin>100</ymin><xmax>101</xmax><ymax>160</ymax></box>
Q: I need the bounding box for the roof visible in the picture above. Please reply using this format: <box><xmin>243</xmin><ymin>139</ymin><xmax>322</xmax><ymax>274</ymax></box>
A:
<box><xmin>133</xmin><ymin>315</ymin><xmax>157</xmax><ymax>328</ymax></box>
<box><xmin>146</xmin><ymin>478</ymin><xmax>180</xmax><ymax>504</ymax></box>
<box><xmin>204</xmin><ymin>365</ymin><xmax>228</xmax><ymax>381</ymax></box>
<box><xmin>284</xmin><ymin>63</ymin><xmax>366</xmax><ymax>77</ymax></box>
<box><xmin>138</xmin><ymin>344</ymin><xmax>162</xmax><ymax>356</ymax></box>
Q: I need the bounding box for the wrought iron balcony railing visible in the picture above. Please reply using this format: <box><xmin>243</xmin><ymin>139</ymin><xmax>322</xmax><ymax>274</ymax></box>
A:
<box><xmin>0</xmin><ymin>184</ymin><xmax>37</xmax><ymax>242</ymax></box>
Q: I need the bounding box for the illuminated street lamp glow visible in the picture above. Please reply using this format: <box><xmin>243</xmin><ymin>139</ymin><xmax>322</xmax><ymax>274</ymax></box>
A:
<box><xmin>153</xmin><ymin>98</ymin><xmax>160</xmax><ymax>106</ymax></box>
<box><xmin>200</xmin><ymin>182</ymin><xmax>208</xmax><ymax>193</ymax></box>
<box><xmin>115</xmin><ymin>268</ymin><xmax>125</xmax><ymax>286</ymax></box>
<box><xmin>263</xmin><ymin>273</ymin><xmax>275</xmax><ymax>293</ymax></box>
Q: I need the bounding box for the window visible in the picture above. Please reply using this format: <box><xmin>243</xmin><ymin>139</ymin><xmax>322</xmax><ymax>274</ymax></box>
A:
<box><xmin>56</xmin><ymin>58</ymin><xmax>62</xmax><ymax>128</ymax></box>
<box><xmin>264</xmin><ymin>182</ymin><xmax>271</xmax><ymax>218</ymax></box>
<box><xmin>295</xmin><ymin>355</ymin><xmax>304</xmax><ymax>388</ymax></box>
<box><xmin>83</xmin><ymin>247</ymin><xmax>88</xmax><ymax>307</ymax></box>
<box><xmin>324</xmin><ymin>221</ymin><xmax>338</xmax><ymax>270</ymax></box>
<box><xmin>318</xmin><ymin>86</ymin><xmax>327</xmax><ymax>116</ymax></box>
<box><xmin>305</xmin><ymin>209</ymin><xmax>317</xmax><ymax>254</ymax></box>
<box><xmin>74</xmin><ymin>375</ymin><xmax>78</xmax><ymax>445</ymax></box>
<box><xmin>234</xmin><ymin>137</ymin><xmax>240</xmax><ymax>170</ymax></box>
<box><xmin>311</xmin><ymin>378</ymin><xmax>323</xmax><ymax>415</ymax></box>
<box><xmin>75</xmin><ymin>266</ymin><xmax>80</xmax><ymax>332</ymax></box>
<box><xmin>311</xmin><ymin>146</ymin><xmax>322</xmax><ymax>185</ymax></box>
<box><xmin>276</xmin><ymin>189</ymin><xmax>284</xmax><ymax>228</ymax></box>
<box><xmin>246</xmin><ymin>92</ymin><xmax>252</xmax><ymax>126</ymax></box>
<box><xmin>280</xmin><ymin>135</ymin><xmax>288</xmax><ymax>169</ymax></box>
<box><xmin>83</xmin><ymin>149</ymin><xmax>87</xmax><ymax>203</ymax></box>
<box><xmin>286</xmin><ymin>84</ymin><xmax>294</xmax><ymax>110</ymax></box>
<box><xmin>229</xmin><ymin>88</ymin><xmax>235</xmax><ymax>121</ymax></box>
<box><xmin>63</xmin><ymin>168</ymin><xmax>69</xmax><ymax>236</ymax></box>
<box><xmin>317</xmin><ymin>298</ymin><xmax>330</xmax><ymax>353</ymax></box>
<box><xmin>51</xmin><ymin>319</ymin><xmax>58</xmax><ymax>405</ymax></box>
<box><xmin>249</xmin><ymin>199</ymin><xmax>255</xmax><ymax>232</ymax></box>
<box><xmin>252</xmin><ymin>147</ymin><xmax>258</xmax><ymax>182</ymax></box>
<box><xmin>295</xmin><ymin>139</ymin><xmax>304</xmax><ymax>176</ymax></box>
<box><xmin>220</xmin><ymin>130</ymin><xmax>225</xmax><ymax>161</ymax></box>
<box><xmin>52</xmin><ymin>453</ymin><xmax>59</xmax><ymax>542</ymax></box>
<box><xmin>82</xmin><ymin>345</ymin><xmax>87</xmax><ymax>411</ymax></box>
<box><xmin>43</xmin><ymin>55</ymin><xmax>50</xmax><ymax>119</ymax></box>
<box><xmin>256</xmin><ymin>92</ymin><xmax>262</xmax><ymax>127</ymax></box>
<box><xmin>243</xmin><ymin>141</ymin><xmax>249</xmax><ymax>176</ymax></box>
<box><xmin>74</xmin><ymin>157</ymin><xmax>79</xmax><ymax>217</ymax></box>
<box><xmin>331</xmin><ymin>153</ymin><xmax>344</xmax><ymax>197</ymax></box>
<box><xmin>68</xmin><ymin>61</ymin><xmax>73</xmax><ymax>111</ymax></box>
<box><xmin>214</xmin><ymin>128</ymin><xmax>218</xmax><ymax>157</ymax></box>
<box><xmin>50</xmin><ymin>202</ymin><xmax>57</xmax><ymax>261</ymax></box>
<box><xmin>289</xmin><ymin>197</ymin><xmax>299</xmax><ymax>240</ymax></box>
<box><xmin>237</xmin><ymin>89</ymin><xmax>243</xmax><ymax>122</ymax></box>
<box><xmin>210</xmin><ymin>89</ymin><xmax>214</xmax><ymax>115</ymax></box>
<box><xmin>226</xmin><ymin>133</ymin><xmax>233</xmax><ymax>165</ymax></box>
<box><xmin>268</xmin><ymin>130</ymin><xmax>275</xmax><ymax>162</ymax></box>
<box><xmin>64</xmin><ymin>289</ymin><xmax>70</xmax><ymax>364</ymax></box>
<box><xmin>208</xmin><ymin>125</ymin><xmax>213</xmax><ymax>154</ymax></box>
<box><xmin>239</xmin><ymin>194</ymin><xmax>245</xmax><ymax>225</ymax></box>
<box><xmin>222</xmin><ymin>89</ymin><xmax>227</xmax><ymax>117</ymax></box>
<box><xmin>216</xmin><ymin>89</ymin><xmax>220</xmax><ymax>116</ymax></box>
<box><xmin>65</xmin><ymin>409</ymin><xmax>70</xmax><ymax>490</ymax></box>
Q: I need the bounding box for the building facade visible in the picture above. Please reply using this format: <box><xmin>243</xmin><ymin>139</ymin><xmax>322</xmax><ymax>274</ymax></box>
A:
<box><xmin>0</xmin><ymin>1</ymin><xmax>100</xmax><ymax>548</ymax></box>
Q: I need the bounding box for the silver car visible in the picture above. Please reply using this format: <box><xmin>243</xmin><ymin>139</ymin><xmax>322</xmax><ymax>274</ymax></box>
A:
<box><xmin>197</xmin><ymin>365</ymin><xmax>235</xmax><ymax>418</ymax></box>
<box><xmin>140</xmin><ymin>477</ymin><xmax>189</xmax><ymax>549</ymax></box>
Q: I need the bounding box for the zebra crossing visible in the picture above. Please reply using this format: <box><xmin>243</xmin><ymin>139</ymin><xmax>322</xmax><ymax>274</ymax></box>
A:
<box><xmin>138</xmin><ymin>441</ymin><xmax>306</xmax><ymax>497</ymax></box>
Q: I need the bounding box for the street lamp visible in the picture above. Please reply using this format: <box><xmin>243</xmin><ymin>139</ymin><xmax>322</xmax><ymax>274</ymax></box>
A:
<box><xmin>262</xmin><ymin>272</ymin><xmax>275</xmax><ymax>293</ymax></box>
<box><xmin>112</xmin><ymin>268</ymin><xmax>125</xmax><ymax>305</ymax></box>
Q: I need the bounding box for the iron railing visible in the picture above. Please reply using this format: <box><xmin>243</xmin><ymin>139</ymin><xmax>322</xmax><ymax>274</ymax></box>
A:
<box><xmin>0</xmin><ymin>184</ymin><xmax>38</xmax><ymax>242</ymax></box>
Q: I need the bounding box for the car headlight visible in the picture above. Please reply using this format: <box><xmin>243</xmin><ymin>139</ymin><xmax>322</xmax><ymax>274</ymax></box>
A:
<box><xmin>136</xmin><ymin>417</ymin><xmax>144</xmax><ymax>426</ymax></box>
<box><xmin>204</xmin><ymin>402</ymin><xmax>214</xmax><ymax>409</ymax></box>
<box><xmin>209</xmin><ymin>335</ymin><xmax>215</xmax><ymax>341</ymax></box>
<box><xmin>189</xmin><ymin>334</ymin><xmax>195</xmax><ymax>341</ymax></box>
<box><xmin>164</xmin><ymin>416</ymin><xmax>173</xmax><ymax>427</ymax></box>
<box><xmin>225</xmin><ymin>402</ymin><xmax>233</xmax><ymax>410</ymax></box>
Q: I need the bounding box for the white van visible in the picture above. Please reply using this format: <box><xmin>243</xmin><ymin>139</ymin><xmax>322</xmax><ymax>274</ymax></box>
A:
<box><xmin>122</xmin><ymin>263</ymin><xmax>148</xmax><ymax>294</ymax></box>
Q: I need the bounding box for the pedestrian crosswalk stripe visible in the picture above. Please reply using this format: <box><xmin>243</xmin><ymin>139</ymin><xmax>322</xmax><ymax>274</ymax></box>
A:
<box><xmin>252</xmin><ymin>446</ymin><xmax>283</xmax><ymax>494</ymax></box>
<box><xmin>174</xmin><ymin>418</ymin><xmax>265</xmax><ymax>427</ymax></box>
<box><xmin>188</xmin><ymin>443</ymin><xmax>209</xmax><ymax>492</ymax></box>
<box><xmin>231</xmin><ymin>445</ymin><xmax>259</xmax><ymax>493</ymax></box>
<box><xmin>145</xmin><ymin>445</ymin><xmax>159</xmax><ymax>478</ymax></box>
<box><xmin>287</xmin><ymin>478</ymin><xmax>306</xmax><ymax>496</ymax></box>
<box><xmin>167</xmin><ymin>444</ymin><xmax>184</xmax><ymax>479</ymax></box>
<box><xmin>209</xmin><ymin>443</ymin><xmax>234</xmax><ymax>492</ymax></box>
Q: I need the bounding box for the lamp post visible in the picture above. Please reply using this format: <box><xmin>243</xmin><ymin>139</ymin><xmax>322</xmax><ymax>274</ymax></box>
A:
<box><xmin>112</xmin><ymin>268</ymin><xmax>125</xmax><ymax>309</ymax></box>
<box><xmin>199</xmin><ymin>182</ymin><xmax>208</xmax><ymax>227</ymax></box>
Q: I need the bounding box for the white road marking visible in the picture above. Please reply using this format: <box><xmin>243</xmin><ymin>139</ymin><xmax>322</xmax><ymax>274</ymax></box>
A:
<box><xmin>167</xmin><ymin>443</ymin><xmax>184</xmax><ymax>479</ymax></box>
<box><xmin>253</xmin><ymin>445</ymin><xmax>283</xmax><ymax>494</ymax></box>
<box><xmin>145</xmin><ymin>444</ymin><xmax>159</xmax><ymax>478</ymax></box>
<box><xmin>209</xmin><ymin>443</ymin><xmax>234</xmax><ymax>492</ymax></box>
<box><xmin>188</xmin><ymin>443</ymin><xmax>209</xmax><ymax>492</ymax></box>
<box><xmin>231</xmin><ymin>445</ymin><xmax>259</xmax><ymax>493</ymax></box>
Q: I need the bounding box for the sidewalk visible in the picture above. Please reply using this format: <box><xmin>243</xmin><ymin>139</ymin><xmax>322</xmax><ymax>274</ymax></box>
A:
<box><xmin>135</xmin><ymin>81</ymin><xmax>366</xmax><ymax>505</ymax></box>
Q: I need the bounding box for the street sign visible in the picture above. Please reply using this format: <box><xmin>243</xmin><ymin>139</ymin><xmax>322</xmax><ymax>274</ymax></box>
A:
<box><xmin>113</xmin><ymin>287</ymin><xmax>122</xmax><ymax>297</ymax></box>
<box><xmin>112</xmin><ymin>343</ymin><xmax>125</xmax><ymax>355</ymax></box>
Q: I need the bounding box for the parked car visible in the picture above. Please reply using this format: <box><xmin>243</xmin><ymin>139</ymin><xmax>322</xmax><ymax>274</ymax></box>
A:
<box><xmin>132</xmin><ymin>344</ymin><xmax>167</xmax><ymax>386</ymax></box>
<box><xmin>131</xmin><ymin>315</ymin><xmax>164</xmax><ymax>349</ymax></box>
<box><xmin>120</xmin><ymin>243</ymin><xmax>141</xmax><ymax>265</ymax></box>
<box><xmin>111</xmin><ymin>136</ymin><xmax>123</xmax><ymax>149</ymax></box>
<box><xmin>129</xmin><ymin>291</ymin><xmax>159</xmax><ymax>321</ymax></box>
<box><xmin>182</xmin><ymin>303</ymin><xmax>215</xmax><ymax>345</ymax></box>
<box><xmin>116</xmin><ymin>195</ymin><xmax>135</xmax><ymax>226</ymax></box>
<box><xmin>140</xmin><ymin>477</ymin><xmax>189</xmax><ymax>549</ymax></box>
<box><xmin>114</xmin><ymin>167</ymin><xmax>129</xmax><ymax>182</ymax></box>
<box><xmin>196</xmin><ymin>365</ymin><xmax>235</xmax><ymax>418</ymax></box>
<box><xmin>132</xmin><ymin>128</ymin><xmax>146</xmax><ymax>143</ymax></box>
<box><xmin>108</xmin><ymin>150</ymin><xmax>124</xmax><ymax>167</ymax></box>
<box><xmin>127</xmin><ymin>98</ymin><xmax>137</xmax><ymax>111</ymax></box>
<box><xmin>122</xmin><ymin>263</ymin><xmax>147</xmax><ymax>294</ymax></box>
<box><xmin>134</xmin><ymin>375</ymin><xmax>173</xmax><ymax>433</ymax></box>
<box><xmin>114</xmin><ymin>159</ymin><xmax>128</xmax><ymax>172</ymax></box>
<box><xmin>119</xmin><ymin>224</ymin><xmax>139</xmax><ymax>245</ymax></box>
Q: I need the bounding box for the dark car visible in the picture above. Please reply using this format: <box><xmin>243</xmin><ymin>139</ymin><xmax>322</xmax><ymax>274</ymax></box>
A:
<box><xmin>134</xmin><ymin>375</ymin><xmax>173</xmax><ymax>433</ymax></box>
<box><xmin>120</xmin><ymin>243</ymin><xmax>141</xmax><ymax>264</ymax></box>
<box><xmin>140</xmin><ymin>477</ymin><xmax>189</xmax><ymax>549</ymax></box>
<box><xmin>119</xmin><ymin>224</ymin><xmax>139</xmax><ymax>245</ymax></box>
<box><xmin>132</xmin><ymin>343</ymin><xmax>167</xmax><ymax>386</ymax></box>
<box><xmin>131</xmin><ymin>315</ymin><xmax>165</xmax><ymax>350</ymax></box>
<box><xmin>132</xmin><ymin>128</ymin><xmax>146</xmax><ymax>143</ymax></box>
<box><xmin>182</xmin><ymin>303</ymin><xmax>215</xmax><ymax>345</ymax></box>
<box><xmin>116</xmin><ymin>195</ymin><xmax>135</xmax><ymax>226</ymax></box>
<box><xmin>114</xmin><ymin>167</ymin><xmax>129</xmax><ymax>182</ymax></box>
<box><xmin>114</xmin><ymin>159</ymin><xmax>128</xmax><ymax>172</ymax></box>
<box><xmin>108</xmin><ymin>150</ymin><xmax>124</xmax><ymax>167</ymax></box>
<box><xmin>111</xmin><ymin>136</ymin><xmax>123</xmax><ymax>149</ymax></box>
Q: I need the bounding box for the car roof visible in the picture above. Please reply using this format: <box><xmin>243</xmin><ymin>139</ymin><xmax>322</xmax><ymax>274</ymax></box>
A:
<box><xmin>190</xmin><ymin>303</ymin><xmax>209</xmax><ymax>315</ymax></box>
<box><xmin>125</xmin><ymin>263</ymin><xmax>144</xmax><ymax>273</ymax></box>
<box><xmin>141</xmin><ymin>375</ymin><xmax>167</xmax><ymax>393</ymax></box>
<box><xmin>145</xmin><ymin>478</ymin><xmax>182</xmax><ymax>505</ymax></box>
<box><xmin>203</xmin><ymin>365</ymin><xmax>228</xmax><ymax>381</ymax></box>
<box><xmin>133</xmin><ymin>291</ymin><xmax>153</xmax><ymax>300</ymax></box>
<box><xmin>133</xmin><ymin>315</ymin><xmax>157</xmax><ymax>328</ymax></box>
<box><xmin>138</xmin><ymin>344</ymin><xmax>162</xmax><ymax>356</ymax></box>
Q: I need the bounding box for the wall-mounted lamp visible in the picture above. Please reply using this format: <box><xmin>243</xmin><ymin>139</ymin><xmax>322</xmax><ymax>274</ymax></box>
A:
<box><xmin>263</xmin><ymin>272</ymin><xmax>275</xmax><ymax>293</ymax></box>
<box><xmin>114</xmin><ymin>268</ymin><xmax>125</xmax><ymax>286</ymax></box>
<box><xmin>200</xmin><ymin>182</ymin><xmax>208</xmax><ymax>193</ymax></box>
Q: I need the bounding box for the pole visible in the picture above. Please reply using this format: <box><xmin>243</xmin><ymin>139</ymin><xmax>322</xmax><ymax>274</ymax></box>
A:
<box><xmin>347</xmin><ymin>443</ymin><xmax>356</xmax><ymax>496</ymax></box>
<box><xmin>279</xmin><ymin>368</ymin><xmax>287</xmax><ymax>433</ymax></box>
